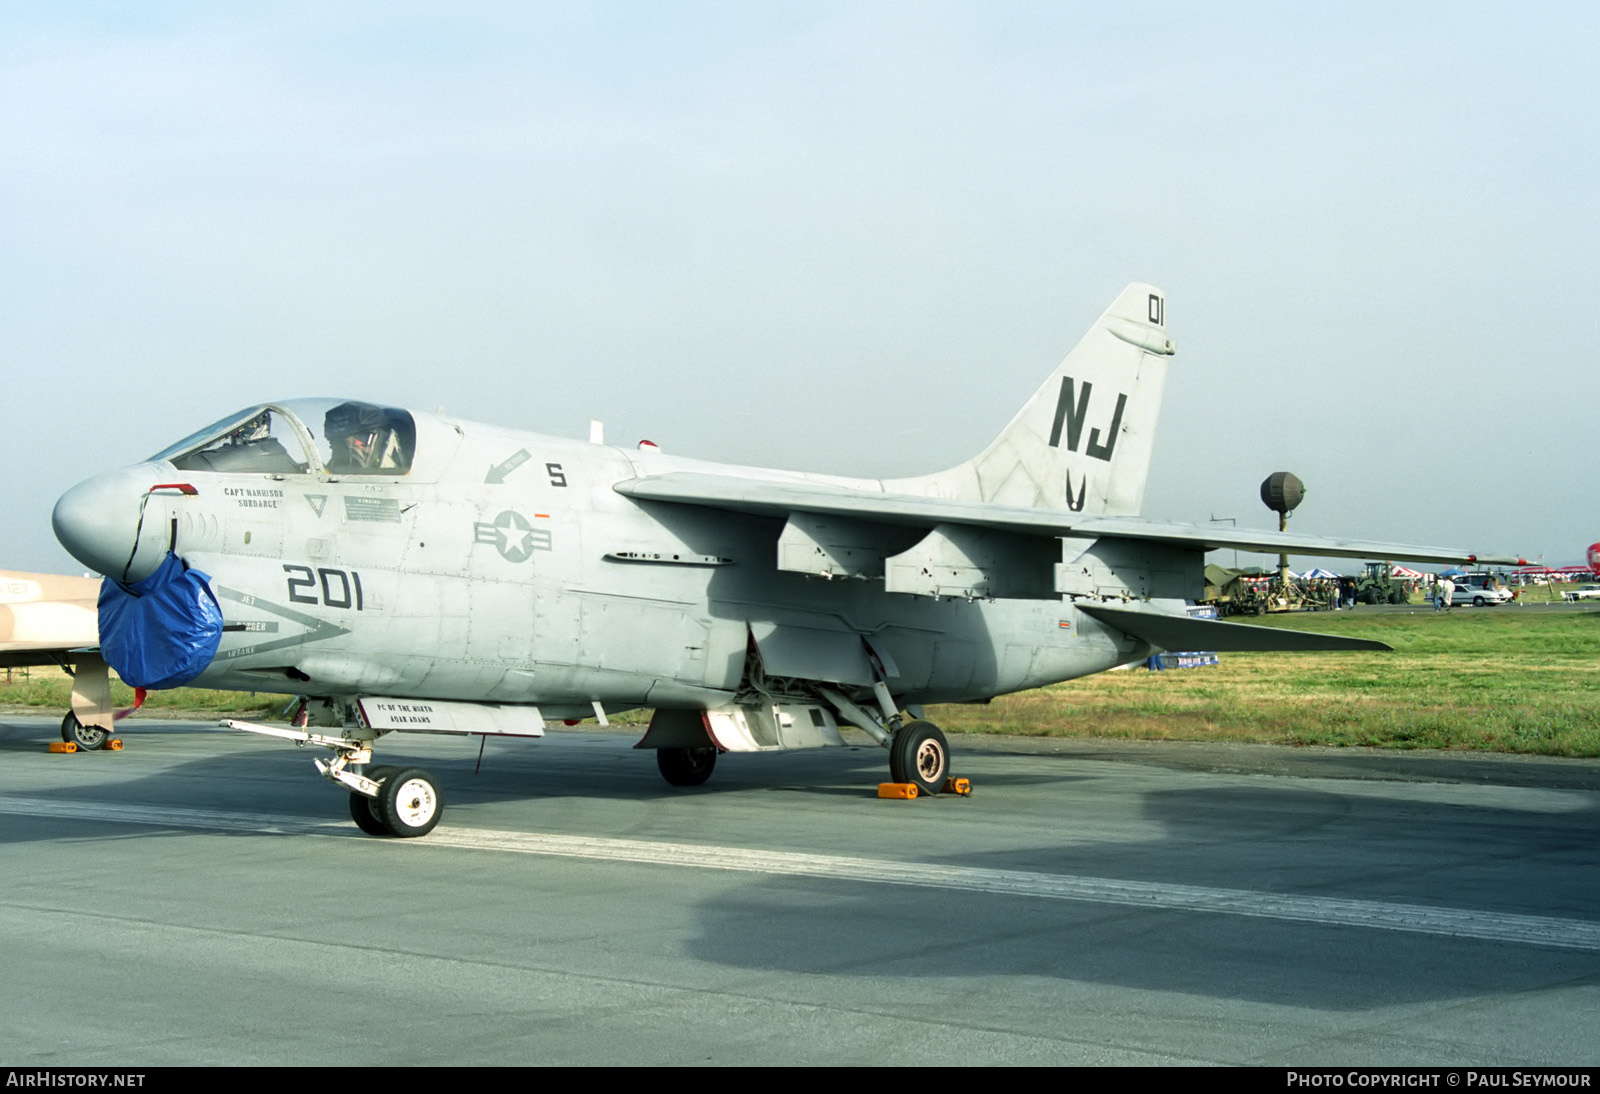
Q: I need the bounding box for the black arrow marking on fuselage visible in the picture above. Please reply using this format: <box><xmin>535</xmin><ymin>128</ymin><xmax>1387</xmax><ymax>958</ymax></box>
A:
<box><xmin>1065</xmin><ymin>472</ymin><xmax>1087</xmax><ymax>512</ymax></box>
<box><xmin>486</xmin><ymin>449</ymin><xmax>532</xmax><ymax>484</ymax></box>
<box><xmin>214</xmin><ymin>586</ymin><xmax>351</xmax><ymax>660</ymax></box>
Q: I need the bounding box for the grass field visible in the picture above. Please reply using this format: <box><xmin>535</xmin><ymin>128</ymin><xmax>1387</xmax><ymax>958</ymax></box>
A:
<box><xmin>927</xmin><ymin>606</ymin><xmax>1600</xmax><ymax>756</ymax></box>
<box><xmin>0</xmin><ymin>668</ymin><xmax>283</xmax><ymax>720</ymax></box>
<box><xmin>4</xmin><ymin>605</ymin><xmax>1597</xmax><ymax>756</ymax></box>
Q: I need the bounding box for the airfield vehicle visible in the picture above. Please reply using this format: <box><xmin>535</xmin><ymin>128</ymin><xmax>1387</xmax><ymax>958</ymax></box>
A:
<box><xmin>1355</xmin><ymin>561</ymin><xmax>1411</xmax><ymax>606</ymax></box>
<box><xmin>1442</xmin><ymin>573</ymin><xmax>1514</xmax><ymax>607</ymax></box>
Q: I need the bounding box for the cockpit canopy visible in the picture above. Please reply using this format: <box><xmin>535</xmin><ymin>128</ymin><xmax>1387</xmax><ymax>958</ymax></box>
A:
<box><xmin>152</xmin><ymin>400</ymin><xmax>417</xmax><ymax>477</ymax></box>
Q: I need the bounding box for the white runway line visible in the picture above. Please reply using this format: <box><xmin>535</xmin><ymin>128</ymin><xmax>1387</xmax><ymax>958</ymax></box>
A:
<box><xmin>7</xmin><ymin>795</ymin><xmax>1599</xmax><ymax>952</ymax></box>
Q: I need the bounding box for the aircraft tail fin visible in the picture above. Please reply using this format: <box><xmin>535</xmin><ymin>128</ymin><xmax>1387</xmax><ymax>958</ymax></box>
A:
<box><xmin>887</xmin><ymin>283</ymin><xmax>1173</xmax><ymax>517</ymax></box>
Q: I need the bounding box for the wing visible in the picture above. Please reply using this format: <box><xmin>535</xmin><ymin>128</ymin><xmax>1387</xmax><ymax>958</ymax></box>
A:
<box><xmin>0</xmin><ymin>569</ymin><xmax>100</xmax><ymax>667</ymax></box>
<box><xmin>614</xmin><ymin>472</ymin><xmax>1518</xmax><ymax>567</ymax></box>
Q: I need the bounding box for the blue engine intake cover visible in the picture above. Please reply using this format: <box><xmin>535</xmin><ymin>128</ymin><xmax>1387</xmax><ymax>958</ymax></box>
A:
<box><xmin>98</xmin><ymin>552</ymin><xmax>223</xmax><ymax>690</ymax></box>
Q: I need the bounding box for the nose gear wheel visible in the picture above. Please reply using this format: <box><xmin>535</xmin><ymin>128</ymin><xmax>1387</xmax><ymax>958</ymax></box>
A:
<box><xmin>61</xmin><ymin>711</ymin><xmax>111</xmax><ymax>751</ymax></box>
<box><xmin>376</xmin><ymin>767</ymin><xmax>442</xmax><ymax>837</ymax></box>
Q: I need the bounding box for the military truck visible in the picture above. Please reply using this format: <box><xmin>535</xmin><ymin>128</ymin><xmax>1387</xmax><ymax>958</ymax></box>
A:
<box><xmin>1354</xmin><ymin>561</ymin><xmax>1410</xmax><ymax>605</ymax></box>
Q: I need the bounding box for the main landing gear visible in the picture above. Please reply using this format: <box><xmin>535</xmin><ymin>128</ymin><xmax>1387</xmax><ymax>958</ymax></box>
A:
<box><xmin>819</xmin><ymin>676</ymin><xmax>959</xmax><ymax>797</ymax></box>
<box><xmin>888</xmin><ymin>720</ymin><xmax>950</xmax><ymax>797</ymax></box>
<box><xmin>644</xmin><ymin>698</ymin><xmax>956</xmax><ymax>798</ymax></box>
<box><xmin>657</xmin><ymin>746</ymin><xmax>717</xmax><ymax>787</ymax></box>
<box><xmin>225</xmin><ymin>719</ymin><xmax>442</xmax><ymax>838</ymax></box>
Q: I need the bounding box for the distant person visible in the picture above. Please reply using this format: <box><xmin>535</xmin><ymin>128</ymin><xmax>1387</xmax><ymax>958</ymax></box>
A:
<box><xmin>1437</xmin><ymin>576</ymin><xmax>1455</xmax><ymax>612</ymax></box>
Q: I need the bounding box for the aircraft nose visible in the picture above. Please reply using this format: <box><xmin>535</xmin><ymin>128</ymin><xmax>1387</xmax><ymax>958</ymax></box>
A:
<box><xmin>52</xmin><ymin>467</ymin><xmax>173</xmax><ymax>584</ymax></box>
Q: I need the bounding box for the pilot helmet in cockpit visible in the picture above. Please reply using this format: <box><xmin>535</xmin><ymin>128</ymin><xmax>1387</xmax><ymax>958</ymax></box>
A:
<box><xmin>323</xmin><ymin>401</ymin><xmax>411</xmax><ymax>474</ymax></box>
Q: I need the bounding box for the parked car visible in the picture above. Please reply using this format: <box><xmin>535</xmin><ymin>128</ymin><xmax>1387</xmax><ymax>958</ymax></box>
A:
<box><xmin>1452</xmin><ymin>586</ymin><xmax>1511</xmax><ymax>606</ymax></box>
<box><xmin>1563</xmin><ymin>585</ymin><xmax>1600</xmax><ymax>601</ymax></box>
<box><xmin>1443</xmin><ymin>582</ymin><xmax>1511</xmax><ymax>607</ymax></box>
<box><xmin>1434</xmin><ymin>573</ymin><xmax>1513</xmax><ymax>607</ymax></box>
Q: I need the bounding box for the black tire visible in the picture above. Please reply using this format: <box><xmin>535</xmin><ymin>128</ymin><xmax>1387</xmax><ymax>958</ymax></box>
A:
<box><xmin>375</xmin><ymin>767</ymin><xmax>442</xmax><ymax>837</ymax></box>
<box><xmin>889</xmin><ymin>720</ymin><xmax>950</xmax><ymax>797</ymax></box>
<box><xmin>60</xmin><ymin>711</ymin><xmax>109</xmax><ymax>751</ymax></box>
<box><xmin>1474</xmin><ymin>596</ymin><xmax>1485</xmax><ymax>607</ymax></box>
<box><xmin>348</xmin><ymin>765</ymin><xmax>397</xmax><ymax>835</ymax></box>
<box><xmin>657</xmin><ymin>747</ymin><xmax>717</xmax><ymax>787</ymax></box>
<box><xmin>349</xmin><ymin>792</ymin><xmax>390</xmax><ymax>835</ymax></box>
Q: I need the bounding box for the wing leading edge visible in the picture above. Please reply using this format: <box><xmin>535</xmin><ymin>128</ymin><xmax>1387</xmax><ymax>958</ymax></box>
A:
<box><xmin>614</xmin><ymin>472</ymin><xmax>1518</xmax><ymax>567</ymax></box>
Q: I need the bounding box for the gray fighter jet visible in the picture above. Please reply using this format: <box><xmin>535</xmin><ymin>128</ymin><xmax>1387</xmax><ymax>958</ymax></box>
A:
<box><xmin>52</xmin><ymin>284</ymin><xmax>1515</xmax><ymax>836</ymax></box>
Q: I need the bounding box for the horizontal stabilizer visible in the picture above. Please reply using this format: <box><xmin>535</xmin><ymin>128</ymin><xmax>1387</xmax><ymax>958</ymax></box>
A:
<box><xmin>1078</xmin><ymin>603</ymin><xmax>1391</xmax><ymax>653</ymax></box>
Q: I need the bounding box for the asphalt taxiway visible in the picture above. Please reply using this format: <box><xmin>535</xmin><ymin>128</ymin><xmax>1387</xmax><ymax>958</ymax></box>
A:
<box><xmin>1</xmin><ymin>715</ymin><xmax>1596</xmax><ymax>1066</ymax></box>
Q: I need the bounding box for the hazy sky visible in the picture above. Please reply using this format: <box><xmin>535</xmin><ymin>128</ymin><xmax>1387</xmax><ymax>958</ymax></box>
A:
<box><xmin>4</xmin><ymin>2</ymin><xmax>1595</xmax><ymax>574</ymax></box>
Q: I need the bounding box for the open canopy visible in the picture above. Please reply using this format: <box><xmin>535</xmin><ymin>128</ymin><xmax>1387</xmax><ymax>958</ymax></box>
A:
<box><xmin>151</xmin><ymin>400</ymin><xmax>417</xmax><ymax>477</ymax></box>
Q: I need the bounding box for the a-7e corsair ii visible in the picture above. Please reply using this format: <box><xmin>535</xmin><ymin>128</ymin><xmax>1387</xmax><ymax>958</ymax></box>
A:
<box><xmin>52</xmin><ymin>284</ymin><xmax>1515</xmax><ymax>837</ymax></box>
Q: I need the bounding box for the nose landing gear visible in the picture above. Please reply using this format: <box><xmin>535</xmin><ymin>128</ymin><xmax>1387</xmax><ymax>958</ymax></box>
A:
<box><xmin>60</xmin><ymin>711</ymin><xmax>113</xmax><ymax>751</ymax></box>
<box><xmin>225</xmin><ymin>719</ymin><xmax>443</xmax><ymax>838</ymax></box>
<box><xmin>373</xmin><ymin>766</ymin><xmax>442</xmax><ymax>837</ymax></box>
<box><xmin>59</xmin><ymin>654</ymin><xmax>118</xmax><ymax>751</ymax></box>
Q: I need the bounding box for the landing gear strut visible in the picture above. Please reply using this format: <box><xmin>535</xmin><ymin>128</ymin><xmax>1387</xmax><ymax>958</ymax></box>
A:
<box><xmin>61</xmin><ymin>654</ymin><xmax>116</xmax><ymax>751</ymax></box>
<box><xmin>226</xmin><ymin>719</ymin><xmax>442</xmax><ymax>838</ymax></box>
<box><xmin>818</xmin><ymin>675</ymin><xmax>957</xmax><ymax>797</ymax></box>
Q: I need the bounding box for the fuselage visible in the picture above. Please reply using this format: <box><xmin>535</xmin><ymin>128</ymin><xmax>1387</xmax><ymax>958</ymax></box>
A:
<box><xmin>52</xmin><ymin>400</ymin><xmax>1145</xmax><ymax>717</ymax></box>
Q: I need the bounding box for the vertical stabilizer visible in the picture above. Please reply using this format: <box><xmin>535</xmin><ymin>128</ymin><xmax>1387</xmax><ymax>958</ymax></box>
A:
<box><xmin>888</xmin><ymin>283</ymin><xmax>1173</xmax><ymax>517</ymax></box>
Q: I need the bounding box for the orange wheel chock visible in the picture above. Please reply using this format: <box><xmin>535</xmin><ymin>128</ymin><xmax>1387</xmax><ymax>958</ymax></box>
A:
<box><xmin>877</xmin><ymin>782</ymin><xmax>919</xmax><ymax>799</ymax></box>
<box><xmin>48</xmin><ymin>741</ymin><xmax>77</xmax><ymax>754</ymax></box>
